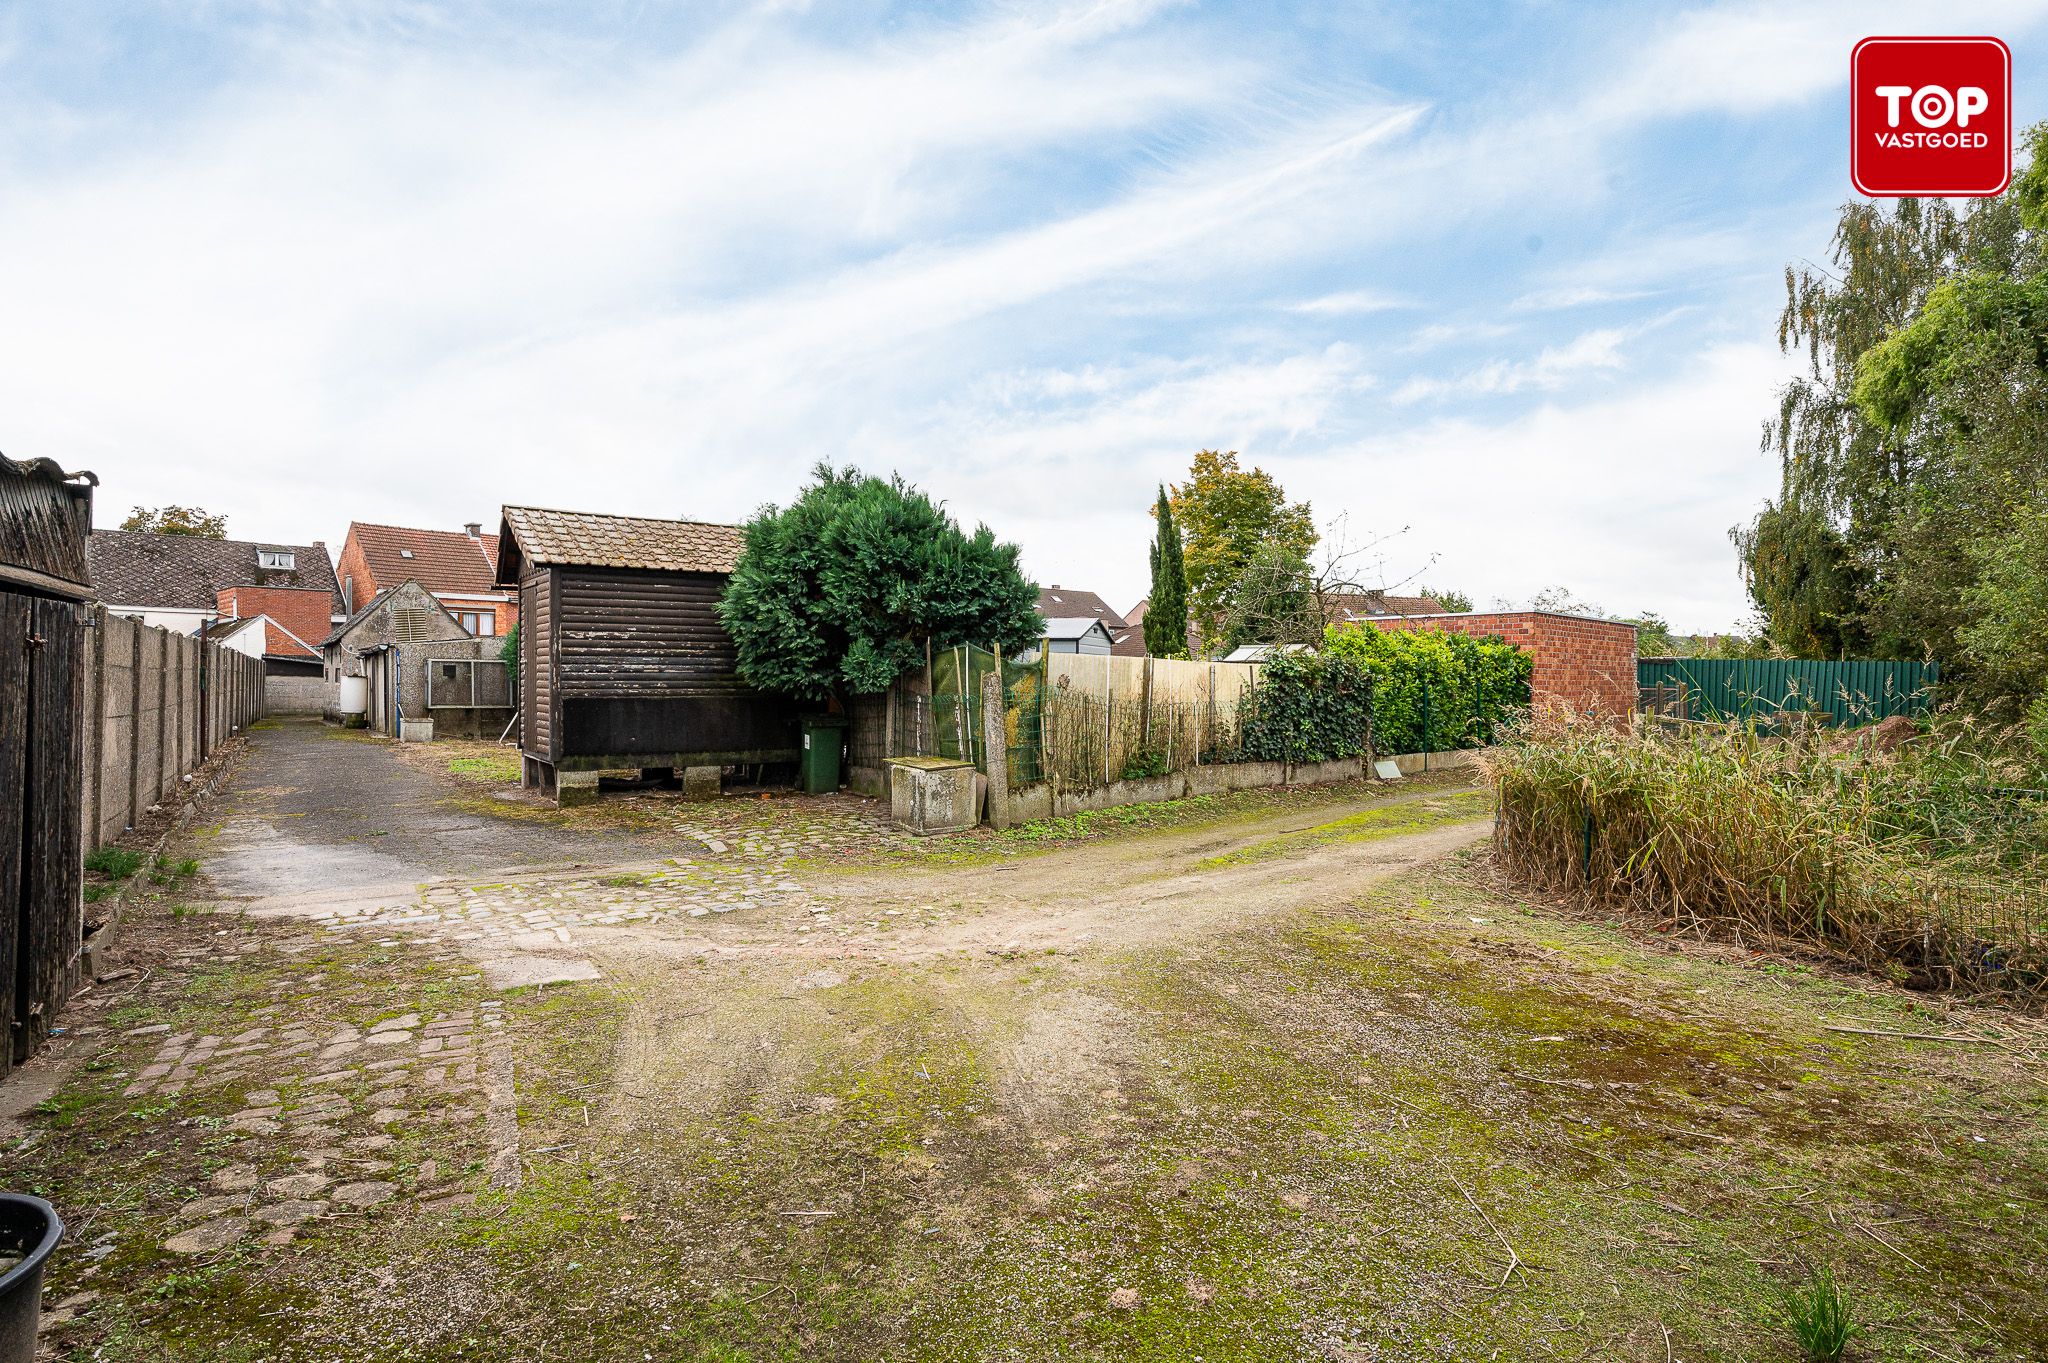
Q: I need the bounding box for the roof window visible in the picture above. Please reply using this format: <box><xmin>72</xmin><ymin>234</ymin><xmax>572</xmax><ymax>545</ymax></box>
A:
<box><xmin>258</xmin><ymin>549</ymin><xmax>295</xmax><ymax>570</ymax></box>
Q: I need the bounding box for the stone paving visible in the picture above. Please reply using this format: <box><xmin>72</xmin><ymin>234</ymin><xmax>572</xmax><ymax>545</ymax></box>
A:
<box><xmin>284</xmin><ymin>807</ymin><xmax>918</xmax><ymax>946</ymax></box>
<box><xmin>115</xmin><ymin>989</ymin><xmax>512</xmax><ymax>1257</ymax></box>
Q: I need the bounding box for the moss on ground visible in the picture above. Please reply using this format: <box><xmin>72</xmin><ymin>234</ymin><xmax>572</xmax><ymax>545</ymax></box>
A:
<box><xmin>16</xmin><ymin>818</ymin><xmax>2048</xmax><ymax>1360</ymax></box>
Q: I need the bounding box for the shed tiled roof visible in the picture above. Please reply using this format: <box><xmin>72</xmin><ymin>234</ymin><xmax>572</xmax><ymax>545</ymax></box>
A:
<box><xmin>497</xmin><ymin>506</ymin><xmax>747</xmax><ymax>579</ymax></box>
<box><xmin>347</xmin><ymin>521</ymin><xmax>503</xmax><ymax>597</ymax></box>
<box><xmin>87</xmin><ymin>532</ymin><xmax>342</xmax><ymax>614</ymax></box>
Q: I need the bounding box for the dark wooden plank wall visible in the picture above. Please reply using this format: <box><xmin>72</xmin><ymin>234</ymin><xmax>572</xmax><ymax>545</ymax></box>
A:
<box><xmin>0</xmin><ymin>593</ymin><xmax>29</xmax><ymax>1077</ymax></box>
<box><xmin>0</xmin><ymin>593</ymin><xmax>87</xmax><ymax>1076</ymax></box>
<box><xmin>556</xmin><ymin>567</ymin><xmax>745</xmax><ymax>698</ymax></box>
<box><xmin>20</xmin><ymin>597</ymin><xmax>83</xmax><ymax>1062</ymax></box>
<box><xmin>520</xmin><ymin>569</ymin><xmax>555</xmax><ymax>761</ymax></box>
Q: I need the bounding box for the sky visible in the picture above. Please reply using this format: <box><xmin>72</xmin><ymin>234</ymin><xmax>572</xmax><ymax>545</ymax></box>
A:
<box><xmin>5</xmin><ymin>1</ymin><xmax>2047</xmax><ymax>632</ymax></box>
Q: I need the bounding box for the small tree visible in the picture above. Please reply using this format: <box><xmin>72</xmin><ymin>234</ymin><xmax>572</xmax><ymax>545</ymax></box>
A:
<box><xmin>721</xmin><ymin>465</ymin><xmax>1041</xmax><ymax>701</ymax></box>
<box><xmin>1143</xmin><ymin>485</ymin><xmax>1189</xmax><ymax>658</ymax></box>
<box><xmin>1422</xmin><ymin>585</ymin><xmax>1473</xmax><ymax>612</ymax></box>
<box><xmin>121</xmin><ymin>505</ymin><xmax>227</xmax><ymax>537</ymax></box>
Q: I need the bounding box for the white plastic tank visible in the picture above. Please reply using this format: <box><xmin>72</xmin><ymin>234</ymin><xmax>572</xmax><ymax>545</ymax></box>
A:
<box><xmin>338</xmin><ymin>675</ymin><xmax>367</xmax><ymax>716</ymax></box>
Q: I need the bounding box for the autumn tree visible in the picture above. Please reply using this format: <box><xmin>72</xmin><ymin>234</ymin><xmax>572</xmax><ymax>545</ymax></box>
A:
<box><xmin>1168</xmin><ymin>450</ymin><xmax>1316</xmax><ymax>652</ymax></box>
<box><xmin>121</xmin><ymin>505</ymin><xmax>228</xmax><ymax>537</ymax></box>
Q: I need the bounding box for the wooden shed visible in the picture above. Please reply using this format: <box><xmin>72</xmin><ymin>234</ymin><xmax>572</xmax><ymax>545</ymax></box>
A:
<box><xmin>495</xmin><ymin>505</ymin><xmax>799</xmax><ymax>803</ymax></box>
<box><xmin>0</xmin><ymin>454</ymin><xmax>96</xmax><ymax>1074</ymax></box>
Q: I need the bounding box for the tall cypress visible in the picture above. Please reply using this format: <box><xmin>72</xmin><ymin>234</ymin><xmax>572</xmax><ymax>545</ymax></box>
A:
<box><xmin>1145</xmin><ymin>485</ymin><xmax>1189</xmax><ymax>658</ymax></box>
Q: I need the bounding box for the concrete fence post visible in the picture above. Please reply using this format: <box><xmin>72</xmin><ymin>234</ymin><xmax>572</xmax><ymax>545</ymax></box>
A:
<box><xmin>125</xmin><ymin>618</ymin><xmax>141</xmax><ymax>834</ymax></box>
<box><xmin>84</xmin><ymin>608</ymin><xmax>105</xmax><ymax>851</ymax></box>
<box><xmin>980</xmin><ymin>670</ymin><xmax>1009</xmax><ymax>830</ymax></box>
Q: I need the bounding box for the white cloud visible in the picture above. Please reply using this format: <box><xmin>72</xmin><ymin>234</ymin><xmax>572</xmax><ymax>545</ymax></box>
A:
<box><xmin>1292</xmin><ymin>339</ymin><xmax>1797</xmax><ymax>631</ymax></box>
<box><xmin>1288</xmin><ymin>289</ymin><xmax>1409</xmax><ymax>316</ymax></box>
<box><xmin>1391</xmin><ymin>328</ymin><xmax>1630</xmax><ymax>404</ymax></box>
<box><xmin>1508</xmin><ymin>285</ymin><xmax>1650</xmax><ymax>313</ymax></box>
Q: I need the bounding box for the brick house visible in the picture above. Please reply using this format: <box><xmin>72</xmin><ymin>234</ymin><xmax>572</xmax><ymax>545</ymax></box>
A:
<box><xmin>1037</xmin><ymin>586</ymin><xmax>1148</xmax><ymax>657</ymax></box>
<box><xmin>336</xmin><ymin>521</ymin><xmax>513</xmax><ymax>639</ymax></box>
<box><xmin>86</xmin><ymin>531</ymin><xmax>343</xmax><ymax>636</ymax></box>
<box><xmin>1360</xmin><ymin>610</ymin><xmax>1638</xmax><ymax>717</ymax></box>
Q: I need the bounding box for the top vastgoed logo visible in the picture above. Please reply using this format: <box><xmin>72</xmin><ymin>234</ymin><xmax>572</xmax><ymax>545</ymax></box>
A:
<box><xmin>1852</xmin><ymin>36</ymin><xmax>2011</xmax><ymax>197</ymax></box>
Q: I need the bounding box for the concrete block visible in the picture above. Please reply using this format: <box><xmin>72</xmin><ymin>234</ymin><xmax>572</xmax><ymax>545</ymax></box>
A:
<box><xmin>887</xmin><ymin>757</ymin><xmax>978</xmax><ymax>835</ymax></box>
<box><xmin>398</xmin><ymin>718</ymin><xmax>435</xmax><ymax>743</ymax></box>
<box><xmin>555</xmin><ymin>770</ymin><xmax>602</xmax><ymax>808</ymax></box>
<box><xmin>682</xmin><ymin>765</ymin><xmax>722</xmax><ymax>801</ymax></box>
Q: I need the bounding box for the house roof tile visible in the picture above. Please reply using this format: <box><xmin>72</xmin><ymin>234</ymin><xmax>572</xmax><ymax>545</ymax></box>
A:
<box><xmin>346</xmin><ymin>522</ymin><xmax>503</xmax><ymax>597</ymax></box>
<box><xmin>86</xmin><ymin>532</ymin><xmax>342</xmax><ymax>614</ymax></box>
<box><xmin>1034</xmin><ymin>586</ymin><xmax>1126</xmax><ymax>630</ymax></box>
<box><xmin>1322</xmin><ymin>590</ymin><xmax>1446</xmax><ymax>623</ymax></box>
<box><xmin>496</xmin><ymin>505</ymin><xmax>747</xmax><ymax>579</ymax></box>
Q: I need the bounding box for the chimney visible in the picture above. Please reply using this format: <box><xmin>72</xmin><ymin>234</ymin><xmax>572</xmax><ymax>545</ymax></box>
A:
<box><xmin>465</xmin><ymin>522</ymin><xmax>482</xmax><ymax>539</ymax></box>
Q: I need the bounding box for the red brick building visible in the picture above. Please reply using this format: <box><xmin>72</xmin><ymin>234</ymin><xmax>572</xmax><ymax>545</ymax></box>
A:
<box><xmin>215</xmin><ymin>584</ymin><xmax>333</xmax><ymax>657</ymax></box>
<box><xmin>336</xmin><ymin>521</ymin><xmax>513</xmax><ymax>638</ymax></box>
<box><xmin>1362</xmin><ymin>610</ymin><xmax>1638</xmax><ymax>717</ymax></box>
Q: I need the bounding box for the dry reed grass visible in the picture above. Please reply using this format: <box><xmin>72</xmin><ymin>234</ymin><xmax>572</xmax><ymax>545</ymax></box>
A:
<box><xmin>1486</xmin><ymin>712</ymin><xmax>2048</xmax><ymax>998</ymax></box>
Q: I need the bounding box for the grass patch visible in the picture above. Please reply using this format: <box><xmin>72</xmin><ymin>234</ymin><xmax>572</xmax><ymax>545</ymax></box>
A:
<box><xmin>1195</xmin><ymin>788</ymin><xmax>1495</xmax><ymax>867</ymax></box>
<box><xmin>85</xmin><ymin>846</ymin><xmax>147</xmax><ymax>880</ymax></box>
<box><xmin>150</xmin><ymin>855</ymin><xmax>200</xmax><ymax>885</ymax></box>
<box><xmin>448</xmin><ymin>752</ymin><xmax>522</xmax><ymax>784</ymax></box>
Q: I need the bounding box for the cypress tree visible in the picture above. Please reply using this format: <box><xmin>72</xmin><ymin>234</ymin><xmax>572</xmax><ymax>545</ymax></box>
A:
<box><xmin>1145</xmin><ymin>485</ymin><xmax>1189</xmax><ymax>658</ymax></box>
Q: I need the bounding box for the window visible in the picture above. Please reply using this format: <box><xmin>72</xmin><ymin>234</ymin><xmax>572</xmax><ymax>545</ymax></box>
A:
<box><xmin>258</xmin><ymin>549</ymin><xmax>295</xmax><ymax>570</ymax></box>
<box><xmin>454</xmin><ymin>609</ymin><xmax>495</xmax><ymax>637</ymax></box>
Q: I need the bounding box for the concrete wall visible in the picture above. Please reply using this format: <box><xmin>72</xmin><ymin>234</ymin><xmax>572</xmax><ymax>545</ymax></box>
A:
<box><xmin>81</xmin><ymin>607</ymin><xmax>266</xmax><ymax>848</ymax></box>
<box><xmin>363</xmin><ymin>635</ymin><xmax>511</xmax><ymax>739</ymax></box>
<box><xmin>996</xmin><ymin>748</ymin><xmax>1482</xmax><ymax>827</ymax></box>
<box><xmin>265</xmin><ymin>673</ymin><xmax>329</xmax><ymax>715</ymax></box>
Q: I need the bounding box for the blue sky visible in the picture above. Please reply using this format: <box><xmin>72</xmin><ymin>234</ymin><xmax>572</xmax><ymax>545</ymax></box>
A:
<box><xmin>4</xmin><ymin>1</ymin><xmax>2045</xmax><ymax>630</ymax></box>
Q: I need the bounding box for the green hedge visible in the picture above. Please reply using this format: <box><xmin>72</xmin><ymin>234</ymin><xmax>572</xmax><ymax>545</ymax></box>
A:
<box><xmin>1237</xmin><ymin>652</ymin><xmax>1373</xmax><ymax>763</ymax></box>
<box><xmin>1234</xmin><ymin>629</ymin><xmax>1533</xmax><ymax>763</ymax></box>
<box><xmin>1326</xmin><ymin>625</ymin><xmax>1532</xmax><ymax>754</ymax></box>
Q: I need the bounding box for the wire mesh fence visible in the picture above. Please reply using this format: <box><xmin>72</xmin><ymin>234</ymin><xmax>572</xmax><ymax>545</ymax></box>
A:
<box><xmin>902</xmin><ymin>644</ymin><xmax>1525</xmax><ymax>795</ymax></box>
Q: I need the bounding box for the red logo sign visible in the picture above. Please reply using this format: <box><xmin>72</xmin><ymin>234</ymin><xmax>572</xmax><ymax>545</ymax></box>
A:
<box><xmin>1852</xmin><ymin>36</ymin><xmax>2011</xmax><ymax>197</ymax></box>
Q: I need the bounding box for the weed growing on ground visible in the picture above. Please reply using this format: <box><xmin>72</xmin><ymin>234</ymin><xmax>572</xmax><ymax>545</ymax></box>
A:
<box><xmin>86</xmin><ymin>846</ymin><xmax>147</xmax><ymax>879</ymax></box>
<box><xmin>150</xmin><ymin>856</ymin><xmax>200</xmax><ymax>885</ymax></box>
<box><xmin>1779</xmin><ymin>1264</ymin><xmax>1856</xmax><ymax>1362</ymax></box>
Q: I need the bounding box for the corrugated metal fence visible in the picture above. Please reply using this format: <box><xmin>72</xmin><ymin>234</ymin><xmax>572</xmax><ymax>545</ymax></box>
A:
<box><xmin>1637</xmin><ymin>658</ymin><xmax>1939</xmax><ymax>727</ymax></box>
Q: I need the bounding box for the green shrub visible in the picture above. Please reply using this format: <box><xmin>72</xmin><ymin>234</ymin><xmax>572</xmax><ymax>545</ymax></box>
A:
<box><xmin>1238</xmin><ymin>652</ymin><xmax>1373</xmax><ymax>763</ymax></box>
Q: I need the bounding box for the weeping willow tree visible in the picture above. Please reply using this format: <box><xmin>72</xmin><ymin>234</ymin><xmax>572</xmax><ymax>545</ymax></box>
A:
<box><xmin>1735</xmin><ymin>124</ymin><xmax>2048</xmax><ymax>720</ymax></box>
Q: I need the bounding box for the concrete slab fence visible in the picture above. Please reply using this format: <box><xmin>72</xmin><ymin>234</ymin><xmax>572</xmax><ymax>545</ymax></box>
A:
<box><xmin>81</xmin><ymin>607</ymin><xmax>266</xmax><ymax>850</ymax></box>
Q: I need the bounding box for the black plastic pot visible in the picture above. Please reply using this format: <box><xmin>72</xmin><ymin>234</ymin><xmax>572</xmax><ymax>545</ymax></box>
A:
<box><xmin>0</xmin><ymin>1195</ymin><xmax>62</xmax><ymax>1363</ymax></box>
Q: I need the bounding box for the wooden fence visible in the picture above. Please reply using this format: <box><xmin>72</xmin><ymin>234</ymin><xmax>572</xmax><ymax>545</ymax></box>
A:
<box><xmin>82</xmin><ymin>607</ymin><xmax>266</xmax><ymax>849</ymax></box>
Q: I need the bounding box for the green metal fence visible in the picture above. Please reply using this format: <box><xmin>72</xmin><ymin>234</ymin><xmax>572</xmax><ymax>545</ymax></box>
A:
<box><xmin>1636</xmin><ymin>658</ymin><xmax>1939</xmax><ymax>727</ymax></box>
